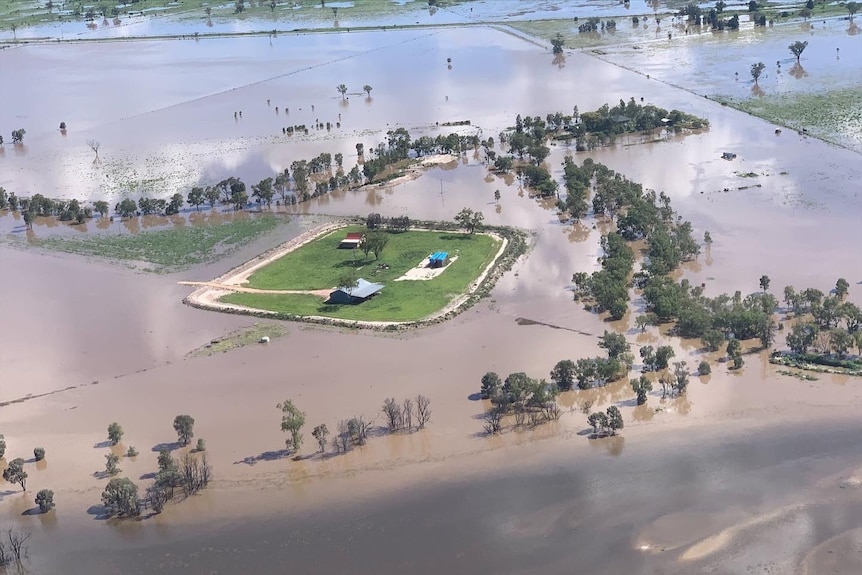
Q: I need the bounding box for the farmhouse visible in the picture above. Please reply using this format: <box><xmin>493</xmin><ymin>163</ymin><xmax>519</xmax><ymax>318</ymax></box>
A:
<box><xmin>328</xmin><ymin>278</ymin><xmax>384</xmax><ymax>305</ymax></box>
<box><xmin>339</xmin><ymin>232</ymin><xmax>365</xmax><ymax>249</ymax></box>
<box><xmin>428</xmin><ymin>251</ymin><xmax>449</xmax><ymax>268</ymax></box>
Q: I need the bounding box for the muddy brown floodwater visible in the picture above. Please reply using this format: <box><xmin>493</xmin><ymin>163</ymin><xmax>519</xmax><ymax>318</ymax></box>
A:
<box><xmin>1</xmin><ymin>22</ymin><xmax>861</xmax><ymax>575</ymax></box>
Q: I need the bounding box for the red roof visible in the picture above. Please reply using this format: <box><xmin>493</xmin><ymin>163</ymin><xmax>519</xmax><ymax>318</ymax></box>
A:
<box><xmin>345</xmin><ymin>232</ymin><xmax>364</xmax><ymax>240</ymax></box>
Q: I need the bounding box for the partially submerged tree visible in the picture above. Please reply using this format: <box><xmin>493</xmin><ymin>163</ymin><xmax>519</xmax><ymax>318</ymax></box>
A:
<box><xmin>101</xmin><ymin>477</ymin><xmax>140</xmax><ymax>516</ymax></box>
<box><xmin>173</xmin><ymin>415</ymin><xmax>195</xmax><ymax>446</ymax></box>
<box><xmin>789</xmin><ymin>40</ymin><xmax>808</xmax><ymax>62</ymax></box>
<box><xmin>2</xmin><ymin>458</ymin><xmax>27</xmax><ymax>491</ymax></box>
<box><xmin>630</xmin><ymin>375</ymin><xmax>653</xmax><ymax>405</ymax></box>
<box><xmin>105</xmin><ymin>453</ymin><xmax>120</xmax><ymax>476</ymax></box>
<box><xmin>278</xmin><ymin>400</ymin><xmax>306</xmax><ymax>451</ymax></box>
<box><xmin>750</xmin><ymin>62</ymin><xmax>765</xmax><ymax>84</ymax></box>
<box><xmin>363</xmin><ymin>84</ymin><xmax>373</xmax><ymax>97</ymax></box>
<box><xmin>550</xmin><ymin>32</ymin><xmax>565</xmax><ymax>54</ymax></box>
<box><xmin>33</xmin><ymin>447</ymin><xmax>45</xmax><ymax>462</ymax></box>
<box><xmin>35</xmin><ymin>489</ymin><xmax>55</xmax><ymax>513</ymax></box>
<box><xmin>107</xmin><ymin>422</ymin><xmax>124</xmax><ymax>445</ymax></box>
<box><xmin>337</xmin><ymin>84</ymin><xmax>348</xmax><ymax>100</ymax></box>
<box><xmin>312</xmin><ymin>424</ymin><xmax>329</xmax><ymax>453</ymax></box>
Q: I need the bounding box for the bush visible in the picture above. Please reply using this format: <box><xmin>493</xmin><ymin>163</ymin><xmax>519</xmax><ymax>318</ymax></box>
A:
<box><xmin>107</xmin><ymin>422</ymin><xmax>123</xmax><ymax>446</ymax></box>
<box><xmin>105</xmin><ymin>453</ymin><xmax>121</xmax><ymax>475</ymax></box>
<box><xmin>126</xmin><ymin>446</ymin><xmax>138</xmax><ymax>458</ymax></box>
<box><xmin>0</xmin><ymin>434</ymin><xmax>6</xmax><ymax>459</ymax></box>
<box><xmin>35</xmin><ymin>489</ymin><xmax>55</xmax><ymax>513</ymax></box>
<box><xmin>33</xmin><ymin>447</ymin><xmax>45</xmax><ymax>462</ymax></box>
<box><xmin>195</xmin><ymin>439</ymin><xmax>206</xmax><ymax>452</ymax></box>
<box><xmin>698</xmin><ymin>361</ymin><xmax>711</xmax><ymax>375</ymax></box>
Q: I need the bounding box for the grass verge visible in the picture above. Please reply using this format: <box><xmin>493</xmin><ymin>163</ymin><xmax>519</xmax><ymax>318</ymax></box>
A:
<box><xmin>222</xmin><ymin>226</ymin><xmax>501</xmax><ymax>322</ymax></box>
<box><xmin>186</xmin><ymin>322</ymin><xmax>286</xmax><ymax>358</ymax></box>
<box><xmin>24</xmin><ymin>213</ymin><xmax>283</xmax><ymax>272</ymax></box>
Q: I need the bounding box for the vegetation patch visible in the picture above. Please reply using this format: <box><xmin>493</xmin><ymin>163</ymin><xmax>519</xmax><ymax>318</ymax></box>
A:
<box><xmin>770</xmin><ymin>351</ymin><xmax>862</xmax><ymax>377</ymax></box>
<box><xmin>186</xmin><ymin>323</ymin><xmax>286</xmax><ymax>358</ymax></box>
<box><xmin>716</xmin><ymin>88</ymin><xmax>862</xmax><ymax>153</ymax></box>
<box><xmin>20</xmin><ymin>214</ymin><xmax>283</xmax><ymax>272</ymax></box>
<box><xmin>222</xmin><ymin>225</ymin><xmax>501</xmax><ymax>322</ymax></box>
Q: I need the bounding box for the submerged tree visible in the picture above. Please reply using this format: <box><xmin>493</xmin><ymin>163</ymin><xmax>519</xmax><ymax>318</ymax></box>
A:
<box><xmin>750</xmin><ymin>62</ymin><xmax>765</xmax><ymax>84</ymax></box>
<box><xmin>2</xmin><ymin>458</ymin><xmax>28</xmax><ymax>491</ymax></box>
<box><xmin>173</xmin><ymin>415</ymin><xmax>195</xmax><ymax>446</ymax></box>
<box><xmin>363</xmin><ymin>84</ymin><xmax>373</xmax><ymax>98</ymax></box>
<box><xmin>278</xmin><ymin>400</ymin><xmax>306</xmax><ymax>451</ymax></box>
<box><xmin>789</xmin><ymin>40</ymin><xmax>808</xmax><ymax>62</ymax></box>
<box><xmin>337</xmin><ymin>84</ymin><xmax>348</xmax><ymax>100</ymax></box>
<box><xmin>550</xmin><ymin>32</ymin><xmax>565</xmax><ymax>54</ymax></box>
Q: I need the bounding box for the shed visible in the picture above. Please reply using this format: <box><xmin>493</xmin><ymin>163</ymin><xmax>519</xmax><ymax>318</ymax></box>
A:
<box><xmin>328</xmin><ymin>278</ymin><xmax>384</xmax><ymax>305</ymax></box>
<box><xmin>428</xmin><ymin>251</ymin><xmax>449</xmax><ymax>268</ymax></box>
<box><xmin>339</xmin><ymin>232</ymin><xmax>365</xmax><ymax>249</ymax></box>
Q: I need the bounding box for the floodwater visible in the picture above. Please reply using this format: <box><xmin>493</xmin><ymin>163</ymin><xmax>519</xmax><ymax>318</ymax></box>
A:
<box><xmin>34</xmin><ymin>419</ymin><xmax>862</xmax><ymax>574</ymax></box>
<box><xmin>1</xmin><ymin>20</ymin><xmax>862</xmax><ymax>575</ymax></box>
<box><xmin>0</xmin><ymin>0</ymin><xmax>687</xmax><ymax>42</ymax></box>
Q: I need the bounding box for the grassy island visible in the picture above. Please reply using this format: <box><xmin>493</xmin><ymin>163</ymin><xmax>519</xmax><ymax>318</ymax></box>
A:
<box><xmin>221</xmin><ymin>225</ymin><xmax>502</xmax><ymax>323</ymax></box>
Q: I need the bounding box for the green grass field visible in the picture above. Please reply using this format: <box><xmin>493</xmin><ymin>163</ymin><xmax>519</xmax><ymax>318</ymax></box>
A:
<box><xmin>27</xmin><ymin>213</ymin><xmax>282</xmax><ymax>271</ymax></box>
<box><xmin>223</xmin><ymin>226</ymin><xmax>501</xmax><ymax>322</ymax></box>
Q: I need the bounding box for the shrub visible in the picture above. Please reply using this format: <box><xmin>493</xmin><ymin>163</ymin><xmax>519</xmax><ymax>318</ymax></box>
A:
<box><xmin>0</xmin><ymin>434</ymin><xmax>6</xmax><ymax>459</ymax></box>
<box><xmin>107</xmin><ymin>422</ymin><xmax>123</xmax><ymax>445</ymax></box>
<box><xmin>33</xmin><ymin>447</ymin><xmax>45</xmax><ymax>462</ymax></box>
<box><xmin>105</xmin><ymin>453</ymin><xmax>120</xmax><ymax>475</ymax></box>
<box><xmin>195</xmin><ymin>439</ymin><xmax>206</xmax><ymax>452</ymax></box>
<box><xmin>35</xmin><ymin>489</ymin><xmax>55</xmax><ymax>513</ymax></box>
<box><xmin>698</xmin><ymin>361</ymin><xmax>711</xmax><ymax>375</ymax></box>
<box><xmin>126</xmin><ymin>446</ymin><xmax>138</xmax><ymax>458</ymax></box>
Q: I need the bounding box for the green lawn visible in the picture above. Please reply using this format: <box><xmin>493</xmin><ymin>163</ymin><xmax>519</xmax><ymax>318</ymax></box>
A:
<box><xmin>27</xmin><ymin>213</ymin><xmax>282</xmax><ymax>271</ymax></box>
<box><xmin>223</xmin><ymin>226</ymin><xmax>501</xmax><ymax>322</ymax></box>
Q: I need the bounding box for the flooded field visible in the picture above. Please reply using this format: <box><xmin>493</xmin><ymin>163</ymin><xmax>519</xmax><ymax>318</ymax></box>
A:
<box><xmin>1</xmin><ymin>15</ymin><xmax>861</xmax><ymax>575</ymax></box>
<box><xmin>598</xmin><ymin>18</ymin><xmax>862</xmax><ymax>150</ymax></box>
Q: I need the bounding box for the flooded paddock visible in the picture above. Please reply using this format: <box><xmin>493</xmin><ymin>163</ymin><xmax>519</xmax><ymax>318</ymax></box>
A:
<box><xmin>1</xmin><ymin>18</ymin><xmax>861</xmax><ymax>575</ymax></box>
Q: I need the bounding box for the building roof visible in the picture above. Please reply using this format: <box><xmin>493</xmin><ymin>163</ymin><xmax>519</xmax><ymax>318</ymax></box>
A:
<box><xmin>429</xmin><ymin>251</ymin><xmax>449</xmax><ymax>261</ymax></box>
<box><xmin>344</xmin><ymin>232</ymin><xmax>364</xmax><ymax>240</ymax></box>
<box><xmin>335</xmin><ymin>278</ymin><xmax>384</xmax><ymax>299</ymax></box>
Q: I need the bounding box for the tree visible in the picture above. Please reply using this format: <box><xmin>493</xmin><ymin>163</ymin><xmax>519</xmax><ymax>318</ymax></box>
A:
<box><xmin>166</xmin><ymin>192</ymin><xmax>184</xmax><ymax>215</ymax></box>
<box><xmin>494</xmin><ymin>189</ymin><xmax>501</xmax><ymax>204</ymax></box>
<box><xmin>105</xmin><ymin>453</ymin><xmax>120</xmax><ymax>476</ymax></box>
<box><xmin>748</xmin><ymin>0</ymin><xmax>757</xmax><ymax>10</ymax></box>
<box><xmin>33</xmin><ymin>447</ymin><xmax>45</xmax><ymax>462</ymax></box>
<box><xmin>416</xmin><ymin>395</ymin><xmax>431</xmax><ymax>429</ymax></box>
<box><xmin>835</xmin><ymin>278</ymin><xmax>849</xmax><ymax>301</ymax></box>
<box><xmin>726</xmin><ymin>338</ymin><xmax>741</xmax><ymax>359</ymax></box>
<box><xmin>848</xmin><ymin>1</ymin><xmax>858</xmax><ymax>20</ymax></box>
<box><xmin>126</xmin><ymin>446</ymin><xmax>138</xmax><ymax>457</ymax></box>
<box><xmin>759</xmin><ymin>274</ymin><xmax>771</xmax><ymax>292</ymax></box>
<box><xmin>107</xmin><ymin>422</ymin><xmax>123</xmax><ymax>445</ymax></box>
<box><xmin>732</xmin><ymin>354</ymin><xmax>745</xmax><ymax>369</ymax></box>
<box><xmin>550</xmin><ymin>32</ymin><xmax>565</xmax><ymax>54</ymax></box>
<box><xmin>698</xmin><ymin>360</ymin><xmax>711</xmax><ymax>375</ymax></box>
<box><xmin>35</xmin><ymin>489</ymin><xmax>55</xmax><ymax>513</ymax></box>
<box><xmin>672</xmin><ymin>361</ymin><xmax>690</xmax><ymax>396</ymax></box>
<box><xmin>116</xmin><ymin>199</ymin><xmax>137</xmax><ymax>219</ymax></box>
<box><xmin>205</xmin><ymin>186</ymin><xmax>220</xmax><ymax>209</ymax></box>
<box><xmin>598</xmin><ymin>330</ymin><xmax>630</xmax><ymax>359</ymax></box>
<box><xmin>480</xmin><ymin>372</ymin><xmax>502</xmax><ymax>398</ymax></box>
<box><xmin>93</xmin><ymin>200</ymin><xmax>109</xmax><ymax>217</ymax></box>
<box><xmin>173</xmin><ymin>415</ymin><xmax>195</xmax><ymax>445</ymax></box>
<box><xmin>550</xmin><ymin>360</ymin><xmax>576</xmax><ymax>391</ymax></box>
<box><xmin>361</xmin><ymin>230</ymin><xmax>389</xmax><ymax>260</ymax></box>
<box><xmin>279</xmin><ymin>400</ymin><xmax>306</xmax><ymax>451</ymax></box>
<box><xmin>0</xmin><ymin>434</ymin><xmax>5</xmax><ymax>459</ymax></box>
<box><xmin>337</xmin><ymin>269</ymin><xmax>359</xmax><ymax>290</ymax></box>
<box><xmin>786</xmin><ymin>322</ymin><xmax>817</xmax><ymax>354</ymax></box>
<box><xmin>187</xmin><ymin>187</ymin><xmax>205</xmax><ymax>211</ymax></box>
<box><xmin>11</xmin><ymin>129</ymin><xmax>26</xmax><ymax>144</ymax></box>
<box><xmin>22</xmin><ymin>209</ymin><xmax>34</xmax><ymax>231</ymax></box>
<box><xmin>630</xmin><ymin>375</ymin><xmax>653</xmax><ymax>405</ymax></box>
<box><xmin>101</xmin><ymin>477</ymin><xmax>139</xmax><ymax>516</ymax></box>
<box><xmin>704</xmin><ymin>231</ymin><xmax>712</xmax><ymax>245</ymax></box>
<box><xmin>587</xmin><ymin>412</ymin><xmax>608</xmax><ymax>435</ymax></box>
<box><xmin>789</xmin><ymin>40</ymin><xmax>808</xmax><ymax>62</ymax></box>
<box><xmin>454</xmin><ymin>207</ymin><xmax>484</xmax><ymax>234</ymax></box>
<box><xmin>3</xmin><ymin>459</ymin><xmax>27</xmax><ymax>491</ymax></box>
<box><xmin>605</xmin><ymin>406</ymin><xmax>624</xmax><ymax>435</ymax></box>
<box><xmin>830</xmin><ymin>329</ymin><xmax>852</xmax><ymax>358</ymax></box>
<box><xmin>363</xmin><ymin>84</ymin><xmax>373</xmax><ymax>97</ymax></box>
<box><xmin>86</xmin><ymin>139</ymin><xmax>100</xmax><ymax>162</ymax></box>
<box><xmin>252</xmin><ymin>177</ymin><xmax>275</xmax><ymax>208</ymax></box>
<box><xmin>655</xmin><ymin>345</ymin><xmax>675</xmax><ymax>370</ymax></box>
<box><xmin>235</xmin><ymin>0</ymin><xmax>245</xmax><ymax>12</ymax></box>
<box><xmin>312</xmin><ymin>424</ymin><xmax>329</xmax><ymax>453</ymax></box>
<box><xmin>750</xmin><ymin>62</ymin><xmax>765</xmax><ymax>84</ymax></box>
<box><xmin>337</xmin><ymin>84</ymin><xmax>348</xmax><ymax>99</ymax></box>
